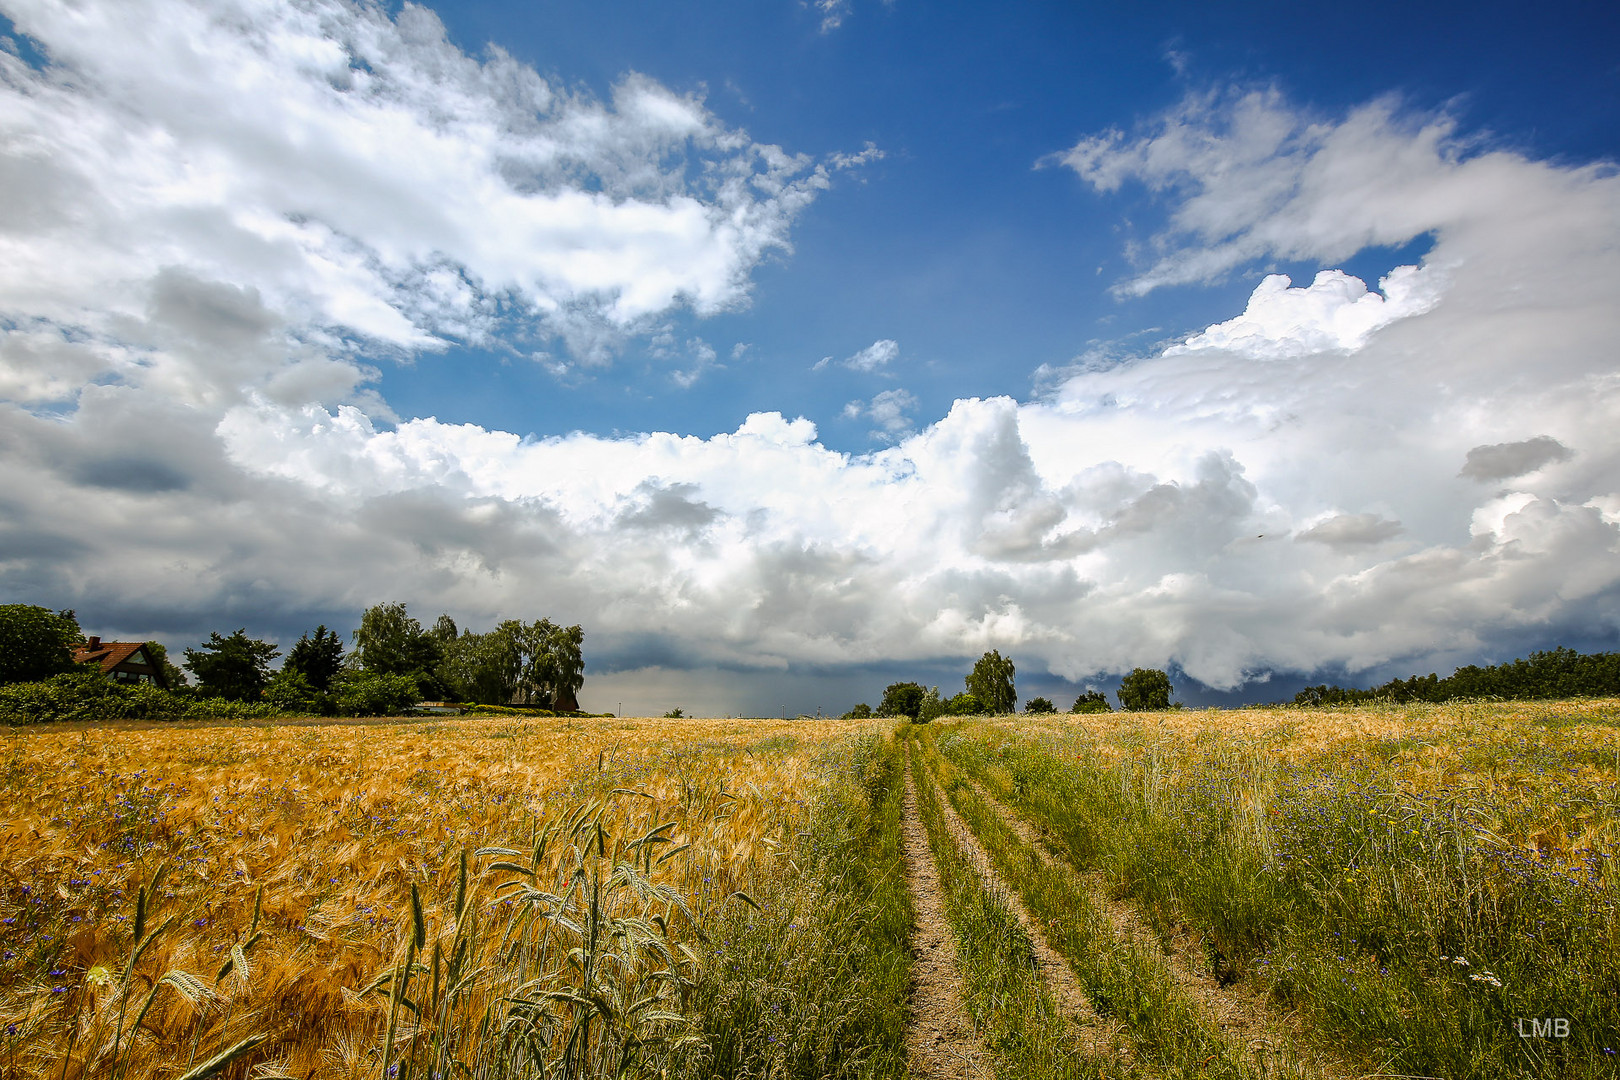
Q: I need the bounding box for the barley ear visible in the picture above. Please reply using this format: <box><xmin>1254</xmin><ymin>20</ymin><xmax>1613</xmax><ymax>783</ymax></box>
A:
<box><xmin>173</xmin><ymin>1032</ymin><xmax>270</xmax><ymax>1080</ymax></box>
<box><xmin>411</xmin><ymin>881</ymin><xmax>427</xmax><ymax>952</ymax></box>
<box><xmin>454</xmin><ymin>849</ymin><xmax>468</xmax><ymax>919</ymax></box>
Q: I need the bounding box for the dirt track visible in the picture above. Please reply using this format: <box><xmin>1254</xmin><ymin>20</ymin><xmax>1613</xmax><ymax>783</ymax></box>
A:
<box><xmin>900</xmin><ymin>757</ymin><xmax>994</xmax><ymax>1079</ymax></box>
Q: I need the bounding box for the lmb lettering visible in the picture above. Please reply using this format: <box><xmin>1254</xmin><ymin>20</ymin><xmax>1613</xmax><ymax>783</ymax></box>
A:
<box><xmin>1516</xmin><ymin>1018</ymin><xmax>1570</xmax><ymax>1038</ymax></box>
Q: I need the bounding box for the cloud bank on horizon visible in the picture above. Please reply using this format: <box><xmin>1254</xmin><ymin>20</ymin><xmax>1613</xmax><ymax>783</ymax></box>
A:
<box><xmin>2</xmin><ymin>1</ymin><xmax>1617</xmax><ymax>696</ymax></box>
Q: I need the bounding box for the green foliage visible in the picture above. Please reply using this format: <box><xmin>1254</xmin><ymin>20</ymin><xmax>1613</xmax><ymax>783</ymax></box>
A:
<box><xmin>1070</xmin><ymin>690</ymin><xmax>1112</xmax><ymax>714</ymax></box>
<box><xmin>1117</xmin><ymin>667</ymin><xmax>1172</xmax><ymax>711</ymax></box>
<box><xmin>331</xmin><ymin>670</ymin><xmax>420</xmax><ymax>717</ymax></box>
<box><xmin>663</xmin><ymin>707</ymin><xmax>686</xmax><ymax>718</ymax></box>
<box><xmin>141</xmin><ymin>640</ymin><xmax>187</xmax><ymax>688</ymax></box>
<box><xmin>914</xmin><ymin>686</ymin><xmax>946</xmax><ymax>724</ymax></box>
<box><xmin>353</xmin><ymin>601</ymin><xmax>445</xmax><ymax>697</ymax></box>
<box><xmin>437</xmin><ymin>626</ymin><xmax>521</xmax><ymax>705</ymax></box>
<box><xmin>943</xmin><ymin>691</ymin><xmax>985</xmax><ymax>716</ymax></box>
<box><xmin>1294</xmin><ymin>646</ymin><xmax>1620</xmax><ymax>706</ymax></box>
<box><xmin>263</xmin><ymin>669</ymin><xmax>326</xmax><ymax>714</ymax></box>
<box><xmin>183</xmin><ymin>629</ymin><xmax>280</xmax><ymax>702</ymax></box>
<box><xmin>504</xmin><ymin>618</ymin><xmax>586</xmax><ymax>709</ymax></box>
<box><xmin>842</xmin><ymin>702</ymin><xmax>873</xmax><ymax>719</ymax></box>
<box><xmin>282</xmin><ymin>624</ymin><xmax>343</xmax><ymax>692</ymax></box>
<box><xmin>0</xmin><ymin>668</ymin><xmax>120</xmax><ymax>723</ymax></box>
<box><xmin>0</xmin><ymin>604</ymin><xmax>83</xmax><ymax>685</ymax></box>
<box><xmin>965</xmin><ymin>649</ymin><xmax>1016</xmax><ymax>714</ymax></box>
<box><xmin>429</xmin><ymin>615</ymin><xmax>587</xmax><ymax>708</ymax></box>
<box><xmin>1023</xmin><ymin>696</ymin><xmax>1057</xmax><ymax>714</ymax></box>
<box><xmin>0</xmin><ymin>668</ymin><xmax>281</xmax><ymax>724</ymax></box>
<box><xmin>875</xmin><ymin>681</ymin><xmax>925</xmax><ymax>719</ymax></box>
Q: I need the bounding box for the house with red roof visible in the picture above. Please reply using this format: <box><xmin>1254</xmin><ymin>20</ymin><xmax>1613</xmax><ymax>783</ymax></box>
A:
<box><xmin>72</xmin><ymin>637</ymin><xmax>170</xmax><ymax>690</ymax></box>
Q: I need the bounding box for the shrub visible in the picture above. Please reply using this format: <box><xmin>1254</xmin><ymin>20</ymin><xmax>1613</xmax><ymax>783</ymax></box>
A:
<box><xmin>264</xmin><ymin>669</ymin><xmax>331</xmax><ymax>714</ymax></box>
<box><xmin>0</xmin><ymin>669</ymin><xmax>120</xmax><ymax>724</ymax></box>
<box><xmin>0</xmin><ymin>669</ymin><xmax>284</xmax><ymax>724</ymax></box>
<box><xmin>1023</xmin><ymin>696</ymin><xmax>1057</xmax><ymax>714</ymax></box>
<box><xmin>1071</xmin><ymin>691</ymin><xmax>1112</xmax><ymax>714</ymax></box>
<box><xmin>331</xmin><ymin>671</ymin><xmax>420</xmax><ymax>717</ymax></box>
<box><xmin>843</xmin><ymin>703</ymin><xmax>873</xmax><ymax>719</ymax></box>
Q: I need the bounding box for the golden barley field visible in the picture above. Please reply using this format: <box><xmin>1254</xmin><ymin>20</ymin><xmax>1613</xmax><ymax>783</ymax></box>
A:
<box><xmin>0</xmin><ymin>715</ymin><xmax>883</xmax><ymax>1079</ymax></box>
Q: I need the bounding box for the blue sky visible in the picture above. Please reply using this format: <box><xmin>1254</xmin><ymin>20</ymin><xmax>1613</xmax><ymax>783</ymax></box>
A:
<box><xmin>380</xmin><ymin>0</ymin><xmax>1620</xmax><ymax>447</ymax></box>
<box><xmin>2</xmin><ymin>0</ymin><xmax>1618</xmax><ymax>714</ymax></box>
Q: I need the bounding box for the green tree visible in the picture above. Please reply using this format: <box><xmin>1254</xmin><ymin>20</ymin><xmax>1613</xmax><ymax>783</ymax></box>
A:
<box><xmin>352</xmin><ymin>602</ymin><xmax>445</xmax><ymax>697</ymax></box>
<box><xmin>0</xmin><ymin>605</ymin><xmax>83</xmax><ymax>685</ymax></box>
<box><xmin>842</xmin><ymin>702</ymin><xmax>873</xmax><ymax>719</ymax></box>
<box><xmin>944</xmin><ymin>691</ymin><xmax>985</xmax><ymax>716</ymax></box>
<box><xmin>1071</xmin><ymin>690</ymin><xmax>1113</xmax><ymax>714</ymax></box>
<box><xmin>508</xmin><ymin>619</ymin><xmax>586</xmax><ymax>710</ymax></box>
<box><xmin>876</xmin><ymin>681</ymin><xmax>926</xmax><ymax>720</ymax></box>
<box><xmin>184</xmin><ymin>630</ymin><xmax>280</xmax><ymax>702</ymax></box>
<box><xmin>1117</xmin><ymin>667</ymin><xmax>1173</xmax><ymax>712</ymax></box>
<box><xmin>966</xmin><ymin>650</ymin><xmax>1017</xmax><ymax>714</ymax></box>
<box><xmin>142</xmin><ymin>641</ymin><xmax>187</xmax><ymax>689</ymax></box>
<box><xmin>1024</xmin><ymin>696</ymin><xmax>1057</xmax><ymax>714</ymax></box>
<box><xmin>437</xmin><ymin>628</ymin><xmax>521</xmax><ymax>706</ymax></box>
<box><xmin>283</xmin><ymin>624</ymin><xmax>344</xmax><ymax>692</ymax></box>
<box><xmin>915</xmin><ymin>686</ymin><xmax>948</xmax><ymax>723</ymax></box>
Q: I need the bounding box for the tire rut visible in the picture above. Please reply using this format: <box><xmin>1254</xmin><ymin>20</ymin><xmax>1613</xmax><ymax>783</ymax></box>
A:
<box><xmin>901</xmin><ymin>753</ymin><xmax>995</xmax><ymax>1079</ymax></box>
<box><xmin>929</xmin><ymin>776</ymin><xmax>1133</xmax><ymax>1067</ymax></box>
<box><xmin>960</xmin><ymin>775</ymin><xmax>1359</xmax><ymax>1080</ymax></box>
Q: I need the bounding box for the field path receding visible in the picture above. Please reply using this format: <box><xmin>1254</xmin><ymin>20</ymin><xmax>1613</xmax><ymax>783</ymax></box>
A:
<box><xmin>931</xmin><ymin>775</ymin><xmax>1131</xmax><ymax>1065</ymax></box>
<box><xmin>960</xmin><ymin>775</ymin><xmax>1358</xmax><ymax>1080</ymax></box>
<box><xmin>901</xmin><ymin>755</ymin><xmax>995</xmax><ymax>1079</ymax></box>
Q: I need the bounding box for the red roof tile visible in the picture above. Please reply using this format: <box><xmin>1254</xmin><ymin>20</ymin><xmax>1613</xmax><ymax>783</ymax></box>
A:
<box><xmin>72</xmin><ymin>642</ymin><xmax>148</xmax><ymax>673</ymax></box>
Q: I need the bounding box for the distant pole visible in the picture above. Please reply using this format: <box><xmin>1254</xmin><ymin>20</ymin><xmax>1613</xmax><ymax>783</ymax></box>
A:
<box><xmin>617</xmin><ymin>702</ymin><xmax>621</xmax><ymax>718</ymax></box>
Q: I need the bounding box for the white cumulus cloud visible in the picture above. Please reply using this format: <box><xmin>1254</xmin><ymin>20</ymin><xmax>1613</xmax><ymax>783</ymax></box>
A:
<box><xmin>0</xmin><ymin>0</ymin><xmax>833</xmax><ymax>398</ymax></box>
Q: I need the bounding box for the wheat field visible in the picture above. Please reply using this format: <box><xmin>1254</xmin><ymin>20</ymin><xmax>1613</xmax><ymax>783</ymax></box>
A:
<box><xmin>0</xmin><ymin>715</ymin><xmax>883</xmax><ymax>1078</ymax></box>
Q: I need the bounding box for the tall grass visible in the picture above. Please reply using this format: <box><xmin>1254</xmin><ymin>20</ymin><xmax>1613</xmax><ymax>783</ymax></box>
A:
<box><xmin>909</xmin><ymin>728</ymin><xmax>1281</xmax><ymax>1080</ymax></box>
<box><xmin>940</xmin><ymin>702</ymin><xmax>1620</xmax><ymax>1079</ymax></box>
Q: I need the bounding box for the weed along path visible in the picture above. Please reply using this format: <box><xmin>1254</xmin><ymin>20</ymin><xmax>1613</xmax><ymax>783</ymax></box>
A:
<box><xmin>900</xmin><ymin>751</ymin><xmax>995</xmax><ymax>1079</ymax></box>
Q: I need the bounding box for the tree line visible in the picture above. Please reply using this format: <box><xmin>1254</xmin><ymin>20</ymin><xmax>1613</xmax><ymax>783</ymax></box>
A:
<box><xmin>1293</xmin><ymin>646</ymin><xmax>1620</xmax><ymax>706</ymax></box>
<box><xmin>844</xmin><ymin>650</ymin><xmax>1178</xmax><ymax>720</ymax></box>
<box><xmin>0</xmin><ymin>601</ymin><xmax>588</xmax><ymax>721</ymax></box>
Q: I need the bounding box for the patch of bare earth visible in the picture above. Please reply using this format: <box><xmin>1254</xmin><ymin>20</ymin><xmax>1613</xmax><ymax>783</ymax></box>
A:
<box><xmin>901</xmin><ymin>755</ymin><xmax>994</xmax><ymax>1079</ymax></box>
<box><xmin>962</xmin><ymin>777</ymin><xmax>1358</xmax><ymax>1080</ymax></box>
